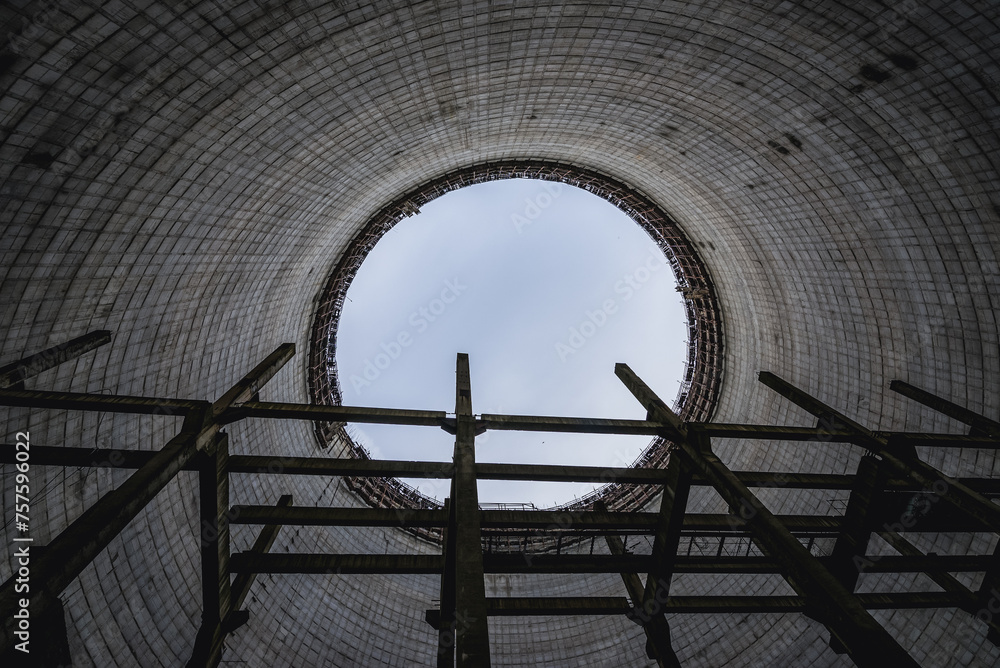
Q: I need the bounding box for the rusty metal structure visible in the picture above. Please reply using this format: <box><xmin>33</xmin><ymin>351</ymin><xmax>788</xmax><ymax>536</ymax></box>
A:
<box><xmin>308</xmin><ymin>161</ymin><xmax>724</xmax><ymax>534</ymax></box>
<box><xmin>3</xmin><ymin>334</ymin><xmax>1000</xmax><ymax>667</ymax></box>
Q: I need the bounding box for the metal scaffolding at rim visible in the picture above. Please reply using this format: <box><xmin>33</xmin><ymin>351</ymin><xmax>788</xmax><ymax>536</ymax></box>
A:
<box><xmin>307</xmin><ymin>160</ymin><xmax>725</xmax><ymax>529</ymax></box>
<box><xmin>1</xmin><ymin>332</ymin><xmax>999</xmax><ymax>667</ymax></box>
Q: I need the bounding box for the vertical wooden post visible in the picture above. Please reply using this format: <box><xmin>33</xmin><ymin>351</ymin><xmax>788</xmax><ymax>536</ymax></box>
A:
<box><xmin>595</xmin><ymin>499</ymin><xmax>681</xmax><ymax>668</ymax></box>
<box><xmin>826</xmin><ymin>454</ymin><xmax>885</xmax><ymax>653</ymax></box>
<box><xmin>452</xmin><ymin>354</ymin><xmax>491</xmax><ymax>667</ymax></box>
<box><xmin>188</xmin><ymin>431</ymin><xmax>231</xmax><ymax>668</ymax></box>
<box><xmin>437</xmin><ymin>496</ymin><xmax>457</xmax><ymax>667</ymax></box>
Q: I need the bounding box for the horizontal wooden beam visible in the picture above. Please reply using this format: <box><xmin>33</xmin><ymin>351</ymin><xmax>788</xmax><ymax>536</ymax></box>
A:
<box><xmin>231</xmin><ymin>495</ymin><xmax>293</xmax><ymax>612</ymax></box>
<box><xmin>481</xmin><ymin>592</ymin><xmax>970</xmax><ymax>616</ymax></box>
<box><xmin>6</xmin><ymin>448</ymin><xmax>1000</xmax><ymax>498</ymax></box>
<box><xmin>225</xmin><ymin>551</ymin><xmax>996</xmax><ymax>576</ymax></box>
<box><xmin>882</xmin><ymin>433</ymin><xmax>1000</xmax><ymax>448</ymax></box>
<box><xmin>228</xmin><ymin>456</ymin><xmax>454</xmax><ymax>478</ymax></box>
<box><xmin>221</xmin><ymin>401</ymin><xmax>448</xmax><ymax>427</ymax></box>
<box><xmin>480</xmin><ymin>511</ymin><xmax>840</xmax><ymax>533</ymax></box>
<box><xmin>483</xmin><ymin>554</ymin><xmax>653</xmax><ymax>573</ymax></box>
<box><xmin>697</xmin><ymin>424</ymin><xmax>1000</xmax><ymax>448</ymax></box>
<box><xmin>230</xmin><ymin>506</ymin><xmax>448</xmax><ymax>528</ymax></box>
<box><xmin>485</xmin><ymin>509</ymin><xmax>659</xmax><ymax>530</ymax></box>
<box><xmin>230</xmin><ymin>553</ymin><xmax>444</xmax><ymax>574</ymax></box>
<box><xmin>486</xmin><ymin>596</ymin><xmax>633</xmax><ymax>616</ymax></box>
<box><xmin>224</xmin><ymin>502</ymin><xmax>998</xmax><ymax>535</ymax></box>
<box><xmin>228</xmin><ymin>507</ymin><xmax>839</xmax><ymax>535</ymax></box>
<box><xmin>478</xmin><ymin>413</ymin><xmax>664</xmax><ymax>435</ymax></box>
<box><xmin>0</xmin><ymin>389</ymin><xmax>207</xmax><ymax>415</ymax></box>
<box><xmin>475</xmin><ymin>462</ymin><xmax>666</xmax><ymax>483</ymax></box>
<box><xmin>692</xmin><ymin>423</ymin><xmax>856</xmax><ymax>441</ymax></box>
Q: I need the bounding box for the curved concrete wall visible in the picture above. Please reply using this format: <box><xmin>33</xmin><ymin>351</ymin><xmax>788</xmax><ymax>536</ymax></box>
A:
<box><xmin>1</xmin><ymin>1</ymin><xmax>998</xmax><ymax>665</ymax></box>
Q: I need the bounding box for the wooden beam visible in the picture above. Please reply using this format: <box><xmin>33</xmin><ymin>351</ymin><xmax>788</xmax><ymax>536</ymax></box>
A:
<box><xmin>470</xmin><ymin>593</ymin><xmax>972</xmax><ymax>616</ymax></box>
<box><xmin>760</xmin><ymin>371</ymin><xmax>1000</xmax><ymax>536</ymax></box>
<box><xmin>878</xmin><ymin>433</ymin><xmax>1000</xmax><ymax>448</ymax></box>
<box><xmin>205</xmin><ymin>434</ymin><xmax>232</xmax><ymax>625</ymax></box>
<box><xmin>187</xmin><ymin>432</ymin><xmax>232</xmax><ymax>668</ymax></box>
<box><xmin>478</xmin><ymin>413</ymin><xmax>663</xmax><ymax>435</ymax></box>
<box><xmin>229</xmin><ymin>456</ymin><xmax>453</xmax><ymax>478</ymax></box>
<box><xmin>692</xmin><ymin>423</ymin><xmax>856</xmax><ymax>441</ymax></box>
<box><xmin>224</xmin><ymin>552</ymin><xmax>995</xmax><ymax>576</ymax></box>
<box><xmin>643</xmin><ymin>452</ymin><xmax>693</xmax><ymax>607</ymax></box>
<box><xmin>829</xmin><ymin>455</ymin><xmax>886</xmax><ymax>594</ymax></box>
<box><xmin>223</xmin><ymin>503</ymin><xmax>1000</xmax><ymax>535</ymax></box>
<box><xmin>700</xmin><ymin>424</ymin><xmax>999</xmax><ymax>448</ymax></box>
<box><xmin>187</xmin><ymin>494</ymin><xmax>295</xmax><ymax>666</ymax></box>
<box><xmin>631</xmin><ymin>449</ymin><xmax>692</xmax><ymax>666</ymax></box>
<box><xmin>220</xmin><ymin>401</ymin><xmax>447</xmax><ymax>427</ymax></box>
<box><xmin>451</xmin><ymin>354</ymin><xmax>491</xmax><ymax>667</ymax></box>
<box><xmin>620</xmin><ymin>364</ymin><xmax>919</xmax><ymax>668</ymax></box>
<box><xmin>10</xmin><ymin>447</ymin><xmax>1000</xmax><ymax>501</ymax></box>
<box><xmin>596</xmin><ymin>499</ymin><xmax>681</xmax><ymax>668</ymax></box>
<box><xmin>826</xmin><ymin>454</ymin><xmax>887</xmax><ymax>654</ymax></box>
<box><xmin>0</xmin><ymin>344</ymin><xmax>295</xmax><ymax>653</ymax></box>
<box><xmin>229</xmin><ymin>506</ymin><xmax>448</xmax><ymax>528</ymax></box>
<box><xmin>890</xmin><ymin>380</ymin><xmax>1000</xmax><ymax>438</ymax></box>
<box><xmin>0</xmin><ymin>389</ymin><xmax>205</xmax><ymax>415</ymax></box>
<box><xmin>230</xmin><ymin>553</ymin><xmax>444</xmax><ymax>574</ymax></box>
<box><xmin>231</xmin><ymin>495</ymin><xmax>292</xmax><ymax>612</ymax></box>
<box><xmin>436</xmin><ymin>496</ymin><xmax>457</xmax><ymax>667</ymax></box>
<box><xmin>0</xmin><ymin>407</ymin><xmax>211</xmax><ymax>653</ymax></box>
<box><xmin>485</xmin><ymin>596</ymin><xmax>633</xmax><ymax>616</ymax></box>
<box><xmin>477</xmin><ymin>461</ymin><xmax>664</xmax><ymax>484</ymax></box>
<box><xmin>0</xmin><ymin>330</ymin><xmax>111</xmax><ymax>388</ymax></box>
<box><xmin>480</xmin><ymin>509</ymin><xmax>658</xmax><ymax>530</ymax></box>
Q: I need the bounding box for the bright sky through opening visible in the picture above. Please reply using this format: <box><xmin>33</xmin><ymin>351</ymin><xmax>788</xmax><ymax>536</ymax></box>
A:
<box><xmin>336</xmin><ymin>179</ymin><xmax>688</xmax><ymax>507</ymax></box>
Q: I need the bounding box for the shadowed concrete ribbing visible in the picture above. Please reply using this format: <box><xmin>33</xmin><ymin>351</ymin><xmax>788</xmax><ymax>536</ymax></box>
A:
<box><xmin>1</xmin><ymin>0</ymin><xmax>998</xmax><ymax>665</ymax></box>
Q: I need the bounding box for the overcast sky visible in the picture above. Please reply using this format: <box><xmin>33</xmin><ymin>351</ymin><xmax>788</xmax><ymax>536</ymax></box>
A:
<box><xmin>336</xmin><ymin>179</ymin><xmax>687</xmax><ymax>507</ymax></box>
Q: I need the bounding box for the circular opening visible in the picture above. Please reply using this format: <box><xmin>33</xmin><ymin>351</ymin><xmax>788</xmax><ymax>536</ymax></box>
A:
<box><xmin>335</xmin><ymin>178</ymin><xmax>687</xmax><ymax>507</ymax></box>
<box><xmin>309</xmin><ymin>161</ymin><xmax>723</xmax><ymax>535</ymax></box>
